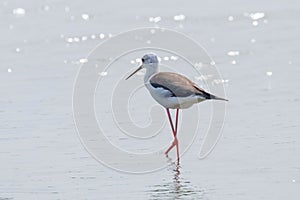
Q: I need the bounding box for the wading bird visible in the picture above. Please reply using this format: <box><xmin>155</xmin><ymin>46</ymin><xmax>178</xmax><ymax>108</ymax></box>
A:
<box><xmin>126</xmin><ymin>53</ymin><xmax>227</xmax><ymax>161</ymax></box>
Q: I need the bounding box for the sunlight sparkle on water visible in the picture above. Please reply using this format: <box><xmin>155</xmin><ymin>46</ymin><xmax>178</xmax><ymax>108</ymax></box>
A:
<box><xmin>228</xmin><ymin>16</ymin><xmax>234</xmax><ymax>22</ymax></box>
<box><xmin>252</xmin><ymin>21</ymin><xmax>259</xmax><ymax>26</ymax></box>
<box><xmin>66</xmin><ymin>38</ymin><xmax>73</xmax><ymax>43</ymax></box>
<box><xmin>170</xmin><ymin>56</ymin><xmax>178</xmax><ymax>61</ymax></box>
<box><xmin>213</xmin><ymin>79</ymin><xmax>229</xmax><ymax>84</ymax></box>
<box><xmin>79</xmin><ymin>58</ymin><xmax>88</xmax><ymax>64</ymax></box>
<box><xmin>99</xmin><ymin>33</ymin><xmax>105</xmax><ymax>39</ymax></box>
<box><xmin>99</xmin><ymin>72</ymin><xmax>108</xmax><ymax>76</ymax></box>
<box><xmin>266</xmin><ymin>71</ymin><xmax>272</xmax><ymax>76</ymax></box>
<box><xmin>195</xmin><ymin>62</ymin><xmax>203</xmax><ymax>68</ymax></box>
<box><xmin>73</xmin><ymin>37</ymin><xmax>80</xmax><ymax>42</ymax></box>
<box><xmin>81</xmin><ymin>14</ymin><xmax>90</xmax><ymax>21</ymax></box>
<box><xmin>149</xmin><ymin>16</ymin><xmax>161</xmax><ymax>23</ymax></box>
<box><xmin>173</xmin><ymin>14</ymin><xmax>186</xmax><ymax>21</ymax></box>
<box><xmin>81</xmin><ymin>36</ymin><xmax>88</xmax><ymax>41</ymax></box>
<box><xmin>150</xmin><ymin>29</ymin><xmax>156</xmax><ymax>34</ymax></box>
<box><xmin>91</xmin><ymin>34</ymin><xmax>96</xmax><ymax>39</ymax></box>
<box><xmin>227</xmin><ymin>51</ymin><xmax>240</xmax><ymax>56</ymax></box>
<box><xmin>250</xmin><ymin>12</ymin><xmax>265</xmax><ymax>20</ymax></box>
<box><xmin>13</xmin><ymin>8</ymin><xmax>26</xmax><ymax>17</ymax></box>
<box><xmin>195</xmin><ymin>75</ymin><xmax>213</xmax><ymax>81</ymax></box>
<box><xmin>163</xmin><ymin>56</ymin><xmax>169</xmax><ymax>61</ymax></box>
<box><xmin>8</xmin><ymin>68</ymin><xmax>12</xmax><ymax>73</ymax></box>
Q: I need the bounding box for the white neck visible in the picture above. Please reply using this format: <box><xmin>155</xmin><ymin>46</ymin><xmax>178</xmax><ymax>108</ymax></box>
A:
<box><xmin>144</xmin><ymin>64</ymin><xmax>159</xmax><ymax>84</ymax></box>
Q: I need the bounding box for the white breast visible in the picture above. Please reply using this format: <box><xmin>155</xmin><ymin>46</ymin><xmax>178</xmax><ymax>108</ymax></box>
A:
<box><xmin>145</xmin><ymin>83</ymin><xmax>201</xmax><ymax>109</ymax></box>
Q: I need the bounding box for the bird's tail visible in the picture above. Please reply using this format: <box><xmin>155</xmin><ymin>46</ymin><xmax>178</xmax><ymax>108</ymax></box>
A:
<box><xmin>209</xmin><ymin>94</ymin><xmax>228</xmax><ymax>101</ymax></box>
<box><xmin>200</xmin><ymin>91</ymin><xmax>228</xmax><ymax>101</ymax></box>
<box><xmin>194</xmin><ymin>85</ymin><xmax>228</xmax><ymax>101</ymax></box>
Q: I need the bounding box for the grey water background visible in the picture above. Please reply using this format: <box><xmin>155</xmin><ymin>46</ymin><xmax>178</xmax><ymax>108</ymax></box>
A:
<box><xmin>1</xmin><ymin>0</ymin><xmax>299</xmax><ymax>199</ymax></box>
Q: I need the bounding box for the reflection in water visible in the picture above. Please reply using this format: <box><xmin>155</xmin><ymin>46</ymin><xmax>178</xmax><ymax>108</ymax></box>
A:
<box><xmin>148</xmin><ymin>161</ymin><xmax>205</xmax><ymax>199</ymax></box>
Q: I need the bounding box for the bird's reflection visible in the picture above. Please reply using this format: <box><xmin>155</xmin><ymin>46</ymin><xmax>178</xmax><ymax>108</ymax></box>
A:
<box><xmin>173</xmin><ymin>162</ymin><xmax>181</xmax><ymax>193</ymax></box>
<box><xmin>148</xmin><ymin>161</ymin><xmax>205</xmax><ymax>199</ymax></box>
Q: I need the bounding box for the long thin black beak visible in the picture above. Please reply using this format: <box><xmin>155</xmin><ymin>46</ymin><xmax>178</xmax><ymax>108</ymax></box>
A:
<box><xmin>125</xmin><ymin>65</ymin><xmax>143</xmax><ymax>80</ymax></box>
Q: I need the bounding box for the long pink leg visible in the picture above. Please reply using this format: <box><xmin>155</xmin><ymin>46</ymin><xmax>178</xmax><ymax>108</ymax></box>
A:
<box><xmin>174</xmin><ymin>108</ymin><xmax>180</xmax><ymax>160</ymax></box>
<box><xmin>165</xmin><ymin>108</ymin><xmax>180</xmax><ymax>161</ymax></box>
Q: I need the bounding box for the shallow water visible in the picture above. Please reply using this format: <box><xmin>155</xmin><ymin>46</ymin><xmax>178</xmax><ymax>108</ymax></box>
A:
<box><xmin>1</xmin><ymin>0</ymin><xmax>300</xmax><ymax>199</ymax></box>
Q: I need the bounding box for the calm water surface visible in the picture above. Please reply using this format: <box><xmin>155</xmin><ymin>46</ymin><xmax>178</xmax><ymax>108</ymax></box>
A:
<box><xmin>0</xmin><ymin>0</ymin><xmax>299</xmax><ymax>199</ymax></box>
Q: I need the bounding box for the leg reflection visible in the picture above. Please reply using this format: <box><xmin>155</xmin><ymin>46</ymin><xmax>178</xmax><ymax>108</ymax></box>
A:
<box><xmin>173</xmin><ymin>161</ymin><xmax>181</xmax><ymax>194</ymax></box>
<box><xmin>148</xmin><ymin>161</ymin><xmax>205</xmax><ymax>199</ymax></box>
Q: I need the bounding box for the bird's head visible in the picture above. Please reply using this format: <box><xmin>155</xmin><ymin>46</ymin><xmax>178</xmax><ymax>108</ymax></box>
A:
<box><xmin>126</xmin><ymin>53</ymin><xmax>159</xmax><ymax>80</ymax></box>
<box><xmin>141</xmin><ymin>53</ymin><xmax>159</xmax><ymax>66</ymax></box>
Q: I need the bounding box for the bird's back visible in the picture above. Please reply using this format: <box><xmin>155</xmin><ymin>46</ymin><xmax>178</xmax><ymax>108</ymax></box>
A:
<box><xmin>149</xmin><ymin>72</ymin><xmax>209</xmax><ymax>98</ymax></box>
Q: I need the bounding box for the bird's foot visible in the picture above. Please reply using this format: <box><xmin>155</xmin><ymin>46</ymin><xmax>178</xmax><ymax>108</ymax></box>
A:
<box><xmin>164</xmin><ymin>138</ymin><xmax>179</xmax><ymax>158</ymax></box>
